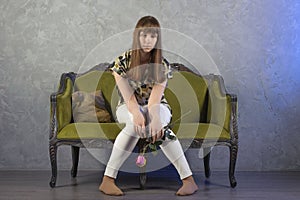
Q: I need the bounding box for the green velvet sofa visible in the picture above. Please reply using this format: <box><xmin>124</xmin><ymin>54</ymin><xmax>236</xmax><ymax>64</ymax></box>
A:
<box><xmin>49</xmin><ymin>63</ymin><xmax>238</xmax><ymax>188</ymax></box>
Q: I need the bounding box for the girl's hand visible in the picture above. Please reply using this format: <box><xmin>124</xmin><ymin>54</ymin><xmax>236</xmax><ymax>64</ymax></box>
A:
<box><xmin>149</xmin><ymin>114</ymin><xmax>163</xmax><ymax>143</ymax></box>
<box><xmin>132</xmin><ymin>109</ymin><xmax>146</xmax><ymax>138</ymax></box>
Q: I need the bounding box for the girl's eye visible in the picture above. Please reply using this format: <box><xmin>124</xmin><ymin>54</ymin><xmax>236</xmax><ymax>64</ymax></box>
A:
<box><xmin>140</xmin><ymin>33</ymin><xmax>157</xmax><ymax>38</ymax></box>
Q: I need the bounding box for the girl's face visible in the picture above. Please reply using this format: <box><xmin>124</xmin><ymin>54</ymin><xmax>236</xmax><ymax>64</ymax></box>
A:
<box><xmin>139</xmin><ymin>31</ymin><xmax>158</xmax><ymax>53</ymax></box>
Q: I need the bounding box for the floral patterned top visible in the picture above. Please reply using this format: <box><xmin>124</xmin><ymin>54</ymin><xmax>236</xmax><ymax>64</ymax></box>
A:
<box><xmin>109</xmin><ymin>50</ymin><xmax>173</xmax><ymax>110</ymax></box>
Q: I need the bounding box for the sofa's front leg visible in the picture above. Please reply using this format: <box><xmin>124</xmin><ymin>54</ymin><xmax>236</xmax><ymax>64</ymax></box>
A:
<box><xmin>229</xmin><ymin>144</ymin><xmax>238</xmax><ymax>188</ymax></box>
<box><xmin>203</xmin><ymin>148</ymin><xmax>211</xmax><ymax>178</ymax></box>
<box><xmin>49</xmin><ymin>144</ymin><xmax>57</xmax><ymax>188</ymax></box>
<box><xmin>139</xmin><ymin>168</ymin><xmax>147</xmax><ymax>190</ymax></box>
<box><xmin>71</xmin><ymin>146</ymin><xmax>80</xmax><ymax>178</ymax></box>
<box><xmin>138</xmin><ymin>139</ymin><xmax>147</xmax><ymax>189</ymax></box>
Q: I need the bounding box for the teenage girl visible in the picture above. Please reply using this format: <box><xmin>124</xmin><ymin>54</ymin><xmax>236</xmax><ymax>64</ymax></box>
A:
<box><xmin>99</xmin><ymin>16</ymin><xmax>198</xmax><ymax>196</ymax></box>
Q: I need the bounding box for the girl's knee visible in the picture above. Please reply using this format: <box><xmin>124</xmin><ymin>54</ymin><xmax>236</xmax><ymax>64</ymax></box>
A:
<box><xmin>158</xmin><ymin>104</ymin><xmax>171</xmax><ymax>126</ymax></box>
<box><xmin>121</xmin><ymin>124</ymin><xmax>139</xmax><ymax>138</ymax></box>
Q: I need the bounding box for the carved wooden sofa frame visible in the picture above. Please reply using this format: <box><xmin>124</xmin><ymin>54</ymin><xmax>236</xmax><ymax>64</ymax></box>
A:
<box><xmin>49</xmin><ymin>63</ymin><xmax>238</xmax><ymax>188</ymax></box>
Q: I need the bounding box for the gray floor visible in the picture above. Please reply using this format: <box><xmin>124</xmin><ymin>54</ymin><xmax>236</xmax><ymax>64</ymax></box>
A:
<box><xmin>0</xmin><ymin>170</ymin><xmax>300</xmax><ymax>200</ymax></box>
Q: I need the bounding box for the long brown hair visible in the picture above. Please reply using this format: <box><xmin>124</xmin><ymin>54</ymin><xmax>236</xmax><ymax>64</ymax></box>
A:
<box><xmin>129</xmin><ymin>16</ymin><xmax>166</xmax><ymax>83</ymax></box>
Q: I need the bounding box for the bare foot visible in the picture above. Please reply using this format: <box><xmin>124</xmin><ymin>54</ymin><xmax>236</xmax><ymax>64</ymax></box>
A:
<box><xmin>176</xmin><ymin>176</ymin><xmax>198</xmax><ymax>196</ymax></box>
<box><xmin>99</xmin><ymin>176</ymin><xmax>124</xmax><ymax>196</ymax></box>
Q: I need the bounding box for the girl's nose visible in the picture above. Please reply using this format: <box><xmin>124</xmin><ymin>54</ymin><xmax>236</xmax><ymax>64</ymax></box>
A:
<box><xmin>145</xmin><ymin>35</ymin><xmax>152</xmax><ymax>43</ymax></box>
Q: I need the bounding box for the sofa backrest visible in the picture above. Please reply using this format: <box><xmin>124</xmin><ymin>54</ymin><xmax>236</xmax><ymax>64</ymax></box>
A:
<box><xmin>74</xmin><ymin>70</ymin><xmax>210</xmax><ymax>124</ymax></box>
<box><xmin>74</xmin><ymin>71</ymin><xmax>117</xmax><ymax>121</ymax></box>
<box><xmin>74</xmin><ymin>70</ymin><xmax>104</xmax><ymax>93</ymax></box>
<box><xmin>165</xmin><ymin>71</ymin><xmax>208</xmax><ymax>124</ymax></box>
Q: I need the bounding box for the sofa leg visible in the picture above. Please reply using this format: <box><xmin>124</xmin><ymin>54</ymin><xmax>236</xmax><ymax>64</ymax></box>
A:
<box><xmin>138</xmin><ymin>139</ymin><xmax>147</xmax><ymax>189</ymax></box>
<box><xmin>139</xmin><ymin>169</ymin><xmax>147</xmax><ymax>190</ymax></box>
<box><xmin>71</xmin><ymin>146</ymin><xmax>80</xmax><ymax>178</ymax></box>
<box><xmin>203</xmin><ymin>148</ymin><xmax>211</xmax><ymax>178</ymax></box>
<box><xmin>49</xmin><ymin>144</ymin><xmax>57</xmax><ymax>188</ymax></box>
<box><xmin>229</xmin><ymin>144</ymin><xmax>238</xmax><ymax>188</ymax></box>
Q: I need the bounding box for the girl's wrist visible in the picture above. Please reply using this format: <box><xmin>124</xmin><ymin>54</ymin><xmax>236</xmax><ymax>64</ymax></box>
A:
<box><xmin>128</xmin><ymin>105</ymin><xmax>140</xmax><ymax>115</ymax></box>
<box><xmin>148</xmin><ymin>104</ymin><xmax>160</xmax><ymax>118</ymax></box>
<box><xmin>127</xmin><ymin>97</ymin><xmax>140</xmax><ymax>114</ymax></box>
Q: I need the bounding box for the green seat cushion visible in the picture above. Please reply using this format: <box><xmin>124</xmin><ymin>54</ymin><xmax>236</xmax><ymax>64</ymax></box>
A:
<box><xmin>57</xmin><ymin>122</ymin><xmax>229</xmax><ymax>140</ymax></box>
<box><xmin>173</xmin><ymin>123</ymin><xmax>230</xmax><ymax>140</ymax></box>
<box><xmin>58</xmin><ymin>123</ymin><xmax>125</xmax><ymax>140</ymax></box>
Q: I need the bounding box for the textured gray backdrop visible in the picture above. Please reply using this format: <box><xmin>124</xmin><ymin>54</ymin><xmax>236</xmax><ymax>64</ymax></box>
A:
<box><xmin>0</xmin><ymin>0</ymin><xmax>299</xmax><ymax>171</ymax></box>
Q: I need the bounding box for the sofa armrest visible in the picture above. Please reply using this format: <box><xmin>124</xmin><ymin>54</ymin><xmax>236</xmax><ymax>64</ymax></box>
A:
<box><xmin>205</xmin><ymin>74</ymin><xmax>238</xmax><ymax>141</ymax></box>
<box><xmin>49</xmin><ymin>72</ymin><xmax>76</xmax><ymax>141</ymax></box>
<box><xmin>227</xmin><ymin>93</ymin><xmax>238</xmax><ymax>143</ymax></box>
<box><xmin>205</xmin><ymin>75</ymin><xmax>228</xmax><ymax>129</ymax></box>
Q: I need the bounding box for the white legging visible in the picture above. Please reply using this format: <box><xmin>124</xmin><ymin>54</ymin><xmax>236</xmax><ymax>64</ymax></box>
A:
<box><xmin>104</xmin><ymin>104</ymin><xmax>192</xmax><ymax>180</ymax></box>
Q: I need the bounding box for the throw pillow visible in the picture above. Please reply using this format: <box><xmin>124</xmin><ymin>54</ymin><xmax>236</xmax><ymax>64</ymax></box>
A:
<box><xmin>72</xmin><ymin>90</ymin><xmax>111</xmax><ymax>123</ymax></box>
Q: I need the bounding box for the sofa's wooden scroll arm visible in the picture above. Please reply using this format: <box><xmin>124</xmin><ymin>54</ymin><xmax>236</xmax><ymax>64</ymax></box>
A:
<box><xmin>211</xmin><ymin>76</ymin><xmax>238</xmax><ymax>188</ymax></box>
<box><xmin>227</xmin><ymin>93</ymin><xmax>238</xmax><ymax>188</ymax></box>
<box><xmin>49</xmin><ymin>72</ymin><xmax>76</xmax><ymax>141</ymax></box>
<box><xmin>227</xmin><ymin>93</ymin><xmax>238</xmax><ymax>142</ymax></box>
<box><xmin>212</xmin><ymin>76</ymin><xmax>238</xmax><ymax>188</ymax></box>
<box><xmin>49</xmin><ymin>72</ymin><xmax>76</xmax><ymax>188</ymax></box>
<box><xmin>204</xmin><ymin>74</ymin><xmax>238</xmax><ymax>188</ymax></box>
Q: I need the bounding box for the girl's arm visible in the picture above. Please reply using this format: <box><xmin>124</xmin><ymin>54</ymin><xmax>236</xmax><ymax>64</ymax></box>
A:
<box><xmin>113</xmin><ymin>71</ymin><xmax>139</xmax><ymax>113</ymax></box>
<box><xmin>148</xmin><ymin>80</ymin><xmax>167</xmax><ymax>111</ymax></box>
<box><xmin>112</xmin><ymin>71</ymin><xmax>146</xmax><ymax>137</ymax></box>
<box><xmin>148</xmin><ymin>80</ymin><xmax>167</xmax><ymax>142</ymax></box>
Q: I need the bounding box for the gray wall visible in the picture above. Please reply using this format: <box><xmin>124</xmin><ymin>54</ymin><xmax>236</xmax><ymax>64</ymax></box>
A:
<box><xmin>1</xmin><ymin>0</ymin><xmax>299</xmax><ymax>171</ymax></box>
